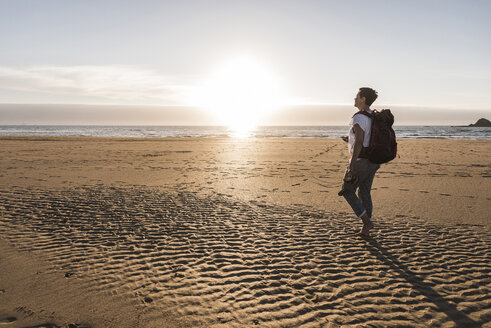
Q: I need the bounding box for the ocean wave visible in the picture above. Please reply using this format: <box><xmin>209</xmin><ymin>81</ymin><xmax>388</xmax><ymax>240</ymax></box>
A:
<box><xmin>0</xmin><ymin>125</ymin><xmax>489</xmax><ymax>140</ymax></box>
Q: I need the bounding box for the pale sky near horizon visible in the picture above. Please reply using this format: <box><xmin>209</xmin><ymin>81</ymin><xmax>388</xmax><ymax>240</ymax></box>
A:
<box><xmin>0</xmin><ymin>0</ymin><xmax>490</xmax><ymax>126</ymax></box>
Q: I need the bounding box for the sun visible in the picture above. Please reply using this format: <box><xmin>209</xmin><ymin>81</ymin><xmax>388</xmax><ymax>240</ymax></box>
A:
<box><xmin>193</xmin><ymin>56</ymin><xmax>285</xmax><ymax>136</ymax></box>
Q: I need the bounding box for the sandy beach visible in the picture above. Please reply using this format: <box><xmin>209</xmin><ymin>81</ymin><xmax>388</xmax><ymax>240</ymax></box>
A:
<box><xmin>0</xmin><ymin>136</ymin><xmax>490</xmax><ymax>327</ymax></box>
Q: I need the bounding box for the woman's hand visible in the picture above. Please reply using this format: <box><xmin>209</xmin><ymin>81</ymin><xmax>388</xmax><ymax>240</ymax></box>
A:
<box><xmin>348</xmin><ymin>162</ymin><xmax>355</xmax><ymax>176</ymax></box>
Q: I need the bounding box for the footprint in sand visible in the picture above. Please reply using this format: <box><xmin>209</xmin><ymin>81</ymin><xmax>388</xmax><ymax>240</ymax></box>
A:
<box><xmin>0</xmin><ymin>316</ymin><xmax>17</xmax><ymax>324</ymax></box>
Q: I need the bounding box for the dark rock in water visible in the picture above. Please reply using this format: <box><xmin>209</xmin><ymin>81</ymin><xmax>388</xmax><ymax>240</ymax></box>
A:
<box><xmin>469</xmin><ymin>118</ymin><xmax>491</xmax><ymax>127</ymax></box>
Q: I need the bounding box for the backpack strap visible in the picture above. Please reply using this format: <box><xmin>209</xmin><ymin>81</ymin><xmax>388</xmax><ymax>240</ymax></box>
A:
<box><xmin>352</xmin><ymin>110</ymin><xmax>374</xmax><ymax>159</ymax></box>
<box><xmin>352</xmin><ymin>110</ymin><xmax>374</xmax><ymax>118</ymax></box>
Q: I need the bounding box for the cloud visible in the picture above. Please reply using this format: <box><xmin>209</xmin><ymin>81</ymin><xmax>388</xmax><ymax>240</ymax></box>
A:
<box><xmin>0</xmin><ymin>65</ymin><xmax>196</xmax><ymax>105</ymax></box>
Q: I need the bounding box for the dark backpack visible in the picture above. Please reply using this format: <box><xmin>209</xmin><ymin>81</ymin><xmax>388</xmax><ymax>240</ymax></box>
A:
<box><xmin>356</xmin><ymin>109</ymin><xmax>397</xmax><ymax>164</ymax></box>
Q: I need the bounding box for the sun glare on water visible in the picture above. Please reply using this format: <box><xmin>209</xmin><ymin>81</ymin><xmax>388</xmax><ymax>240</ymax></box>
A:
<box><xmin>194</xmin><ymin>56</ymin><xmax>285</xmax><ymax>137</ymax></box>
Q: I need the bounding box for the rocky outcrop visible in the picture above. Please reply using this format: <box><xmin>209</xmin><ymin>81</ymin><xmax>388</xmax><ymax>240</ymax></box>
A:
<box><xmin>469</xmin><ymin>118</ymin><xmax>491</xmax><ymax>127</ymax></box>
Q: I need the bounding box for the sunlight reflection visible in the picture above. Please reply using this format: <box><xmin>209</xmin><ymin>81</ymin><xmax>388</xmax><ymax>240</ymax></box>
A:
<box><xmin>228</xmin><ymin>125</ymin><xmax>254</xmax><ymax>138</ymax></box>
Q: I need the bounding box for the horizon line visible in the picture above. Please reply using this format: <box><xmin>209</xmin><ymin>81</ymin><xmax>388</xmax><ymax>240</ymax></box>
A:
<box><xmin>0</xmin><ymin>102</ymin><xmax>490</xmax><ymax>111</ymax></box>
<box><xmin>0</xmin><ymin>123</ymin><xmax>484</xmax><ymax>127</ymax></box>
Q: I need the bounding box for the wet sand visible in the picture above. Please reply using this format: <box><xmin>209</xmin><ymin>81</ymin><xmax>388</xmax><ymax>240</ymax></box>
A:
<box><xmin>0</xmin><ymin>136</ymin><xmax>489</xmax><ymax>327</ymax></box>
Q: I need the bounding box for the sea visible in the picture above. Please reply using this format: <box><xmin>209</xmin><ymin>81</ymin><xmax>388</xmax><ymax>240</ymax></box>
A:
<box><xmin>0</xmin><ymin>125</ymin><xmax>490</xmax><ymax>140</ymax></box>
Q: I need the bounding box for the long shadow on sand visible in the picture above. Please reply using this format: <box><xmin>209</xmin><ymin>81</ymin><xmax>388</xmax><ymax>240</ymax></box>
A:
<box><xmin>363</xmin><ymin>237</ymin><xmax>480</xmax><ymax>328</ymax></box>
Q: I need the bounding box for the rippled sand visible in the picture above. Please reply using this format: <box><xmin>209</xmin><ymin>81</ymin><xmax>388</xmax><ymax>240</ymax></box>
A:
<box><xmin>0</xmin><ymin>137</ymin><xmax>489</xmax><ymax>327</ymax></box>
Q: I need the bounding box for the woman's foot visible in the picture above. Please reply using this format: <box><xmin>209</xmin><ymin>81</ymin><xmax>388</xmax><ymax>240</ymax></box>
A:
<box><xmin>356</xmin><ymin>216</ymin><xmax>374</xmax><ymax>236</ymax></box>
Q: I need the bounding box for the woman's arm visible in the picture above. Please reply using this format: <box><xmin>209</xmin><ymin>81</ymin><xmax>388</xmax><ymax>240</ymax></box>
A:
<box><xmin>349</xmin><ymin>124</ymin><xmax>365</xmax><ymax>174</ymax></box>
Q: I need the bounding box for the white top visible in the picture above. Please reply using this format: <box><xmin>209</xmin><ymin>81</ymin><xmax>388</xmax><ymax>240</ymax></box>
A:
<box><xmin>348</xmin><ymin>109</ymin><xmax>373</xmax><ymax>154</ymax></box>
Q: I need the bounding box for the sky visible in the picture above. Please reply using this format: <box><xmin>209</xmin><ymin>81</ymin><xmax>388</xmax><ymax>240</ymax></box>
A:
<box><xmin>0</xmin><ymin>0</ymin><xmax>490</xmax><ymax>126</ymax></box>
